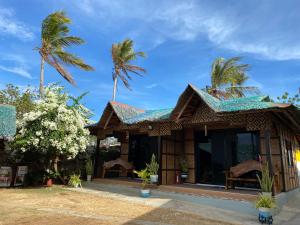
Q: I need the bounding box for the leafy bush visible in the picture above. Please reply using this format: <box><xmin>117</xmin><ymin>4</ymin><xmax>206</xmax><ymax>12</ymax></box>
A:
<box><xmin>68</xmin><ymin>174</ymin><xmax>82</xmax><ymax>187</ymax></box>
<box><xmin>85</xmin><ymin>159</ymin><xmax>93</xmax><ymax>175</ymax></box>
<box><xmin>257</xmin><ymin>162</ymin><xmax>274</xmax><ymax>192</ymax></box>
<box><xmin>134</xmin><ymin>168</ymin><xmax>150</xmax><ymax>189</ymax></box>
<box><xmin>180</xmin><ymin>158</ymin><xmax>188</xmax><ymax>173</ymax></box>
<box><xmin>255</xmin><ymin>194</ymin><xmax>276</xmax><ymax>209</ymax></box>
<box><xmin>146</xmin><ymin>154</ymin><xmax>159</xmax><ymax>175</ymax></box>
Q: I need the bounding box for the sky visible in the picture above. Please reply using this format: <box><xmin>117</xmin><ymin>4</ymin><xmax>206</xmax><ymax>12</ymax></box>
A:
<box><xmin>0</xmin><ymin>0</ymin><xmax>300</xmax><ymax>120</ymax></box>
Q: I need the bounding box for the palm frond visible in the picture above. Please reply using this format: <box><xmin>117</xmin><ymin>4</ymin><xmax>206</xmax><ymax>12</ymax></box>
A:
<box><xmin>51</xmin><ymin>36</ymin><xmax>84</xmax><ymax>48</ymax></box>
<box><xmin>55</xmin><ymin>50</ymin><xmax>94</xmax><ymax>71</ymax></box>
<box><xmin>44</xmin><ymin>54</ymin><xmax>75</xmax><ymax>85</ymax></box>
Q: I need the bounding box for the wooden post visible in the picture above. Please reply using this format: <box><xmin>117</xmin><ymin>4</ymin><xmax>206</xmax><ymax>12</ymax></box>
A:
<box><xmin>264</xmin><ymin>129</ymin><xmax>275</xmax><ymax>195</ymax></box>
<box><xmin>158</xmin><ymin>136</ymin><xmax>162</xmax><ymax>185</ymax></box>
<box><xmin>94</xmin><ymin>138</ymin><xmax>101</xmax><ymax>177</ymax></box>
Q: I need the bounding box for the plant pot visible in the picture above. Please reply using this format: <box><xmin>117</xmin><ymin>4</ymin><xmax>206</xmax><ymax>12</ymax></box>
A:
<box><xmin>262</xmin><ymin>192</ymin><xmax>272</xmax><ymax>197</ymax></box>
<box><xmin>150</xmin><ymin>175</ymin><xmax>158</xmax><ymax>183</ymax></box>
<box><xmin>258</xmin><ymin>207</ymin><xmax>272</xmax><ymax>218</ymax></box>
<box><xmin>140</xmin><ymin>189</ymin><xmax>151</xmax><ymax>198</ymax></box>
<box><xmin>46</xmin><ymin>179</ymin><xmax>53</xmax><ymax>187</ymax></box>
<box><xmin>181</xmin><ymin>173</ymin><xmax>188</xmax><ymax>179</ymax></box>
<box><xmin>87</xmin><ymin>175</ymin><xmax>92</xmax><ymax>182</ymax></box>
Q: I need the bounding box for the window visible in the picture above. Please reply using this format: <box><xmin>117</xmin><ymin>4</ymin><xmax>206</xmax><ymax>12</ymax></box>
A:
<box><xmin>286</xmin><ymin>141</ymin><xmax>294</xmax><ymax>167</ymax></box>
<box><xmin>235</xmin><ymin>132</ymin><xmax>259</xmax><ymax>164</ymax></box>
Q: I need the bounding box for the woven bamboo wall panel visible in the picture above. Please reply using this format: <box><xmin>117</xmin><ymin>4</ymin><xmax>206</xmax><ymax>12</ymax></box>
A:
<box><xmin>225</xmin><ymin>114</ymin><xmax>247</xmax><ymax>126</ymax></box>
<box><xmin>149</xmin><ymin>126</ymin><xmax>160</xmax><ymax>136</ymax></box>
<box><xmin>191</xmin><ymin>102</ymin><xmax>220</xmax><ymax>123</ymax></box>
<box><xmin>247</xmin><ymin>113</ymin><xmax>267</xmax><ymax>131</ymax></box>
<box><xmin>171</xmin><ymin>122</ymin><xmax>182</xmax><ymax>130</ymax></box>
<box><xmin>160</xmin><ymin>123</ymin><xmax>172</xmax><ymax>136</ymax></box>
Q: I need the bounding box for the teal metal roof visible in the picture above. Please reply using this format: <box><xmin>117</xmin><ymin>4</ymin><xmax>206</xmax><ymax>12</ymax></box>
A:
<box><xmin>189</xmin><ymin>84</ymin><xmax>286</xmax><ymax>112</ymax></box>
<box><xmin>0</xmin><ymin>105</ymin><xmax>16</xmax><ymax>139</ymax></box>
<box><xmin>110</xmin><ymin>101</ymin><xmax>144</xmax><ymax>121</ymax></box>
<box><xmin>124</xmin><ymin>108</ymin><xmax>173</xmax><ymax>124</ymax></box>
<box><xmin>96</xmin><ymin>84</ymin><xmax>296</xmax><ymax>126</ymax></box>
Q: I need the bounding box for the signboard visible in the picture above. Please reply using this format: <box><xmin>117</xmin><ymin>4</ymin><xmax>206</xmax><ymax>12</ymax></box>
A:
<box><xmin>0</xmin><ymin>167</ymin><xmax>12</xmax><ymax>187</ymax></box>
<box><xmin>14</xmin><ymin>166</ymin><xmax>28</xmax><ymax>186</ymax></box>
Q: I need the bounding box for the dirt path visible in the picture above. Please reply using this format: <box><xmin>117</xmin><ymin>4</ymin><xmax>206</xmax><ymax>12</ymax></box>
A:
<box><xmin>0</xmin><ymin>186</ymin><xmax>237</xmax><ymax>225</ymax></box>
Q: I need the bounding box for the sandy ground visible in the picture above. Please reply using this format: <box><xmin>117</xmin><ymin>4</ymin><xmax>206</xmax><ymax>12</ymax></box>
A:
<box><xmin>0</xmin><ymin>186</ymin><xmax>237</xmax><ymax>225</ymax></box>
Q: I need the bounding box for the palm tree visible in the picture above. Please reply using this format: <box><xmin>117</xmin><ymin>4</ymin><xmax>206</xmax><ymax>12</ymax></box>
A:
<box><xmin>111</xmin><ymin>39</ymin><xmax>146</xmax><ymax>101</ymax></box>
<box><xmin>37</xmin><ymin>11</ymin><xmax>94</xmax><ymax>96</ymax></box>
<box><xmin>208</xmin><ymin>57</ymin><xmax>258</xmax><ymax>98</ymax></box>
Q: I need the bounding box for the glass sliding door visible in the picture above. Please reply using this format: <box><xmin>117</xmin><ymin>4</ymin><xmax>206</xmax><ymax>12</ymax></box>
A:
<box><xmin>233</xmin><ymin>132</ymin><xmax>259</xmax><ymax>165</ymax></box>
<box><xmin>195</xmin><ymin>129</ymin><xmax>260</xmax><ymax>186</ymax></box>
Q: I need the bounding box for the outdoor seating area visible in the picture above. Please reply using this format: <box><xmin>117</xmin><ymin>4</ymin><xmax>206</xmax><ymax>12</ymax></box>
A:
<box><xmin>224</xmin><ymin>160</ymin><xmax>261</xmax><ymax>190</ymax></box>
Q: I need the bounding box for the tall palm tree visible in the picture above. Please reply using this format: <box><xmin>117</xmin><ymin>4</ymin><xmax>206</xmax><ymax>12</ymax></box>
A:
<box><xmin>37</xmin><ymin>11</ymin><xmax>94</xmax><ymax>96</ymax></box>
<box><xmin>208</xmin><ymin>57</ymin><xmax>258</xmax><ymax>98</ymax></box>
<box><xmin>111</xmin><ymin>39</ymin><xmax>146</xmax><ymax>101</ymax></box>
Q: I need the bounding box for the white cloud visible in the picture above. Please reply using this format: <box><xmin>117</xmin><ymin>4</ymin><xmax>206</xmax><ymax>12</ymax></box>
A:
<box><xmin>145</xmin><ymin>83</ymin><xmax>158</xmax><ymax>89</ymax></box>
<box><xmin>0</xmin><ymin>7</ymin><xmax>34</xmax><ymax>41</ymax></box>
<box><xmin>0</xmin><ymin>53</ymin><xmax>32</xmax><ymax>78</ymax></box>
<box><xmin>71</xmin><ymin>0</ymin><xmax>300</xmax><ymax>61</ymax></box>
<box><xmin>0</xmin><ymin>65</ymin><xmax>32</xmax><ymax>78</ymax></box>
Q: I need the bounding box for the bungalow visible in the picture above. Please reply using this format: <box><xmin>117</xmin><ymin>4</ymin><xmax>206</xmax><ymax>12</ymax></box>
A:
<box><xmin>88</xmin><ymin>84</ymin><xmax>300</xmax><ymax>194</ymax></box>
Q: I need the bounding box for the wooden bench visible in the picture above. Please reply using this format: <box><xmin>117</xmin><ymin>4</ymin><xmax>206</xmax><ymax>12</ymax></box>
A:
<box><xmin>225</xmin><ymin>160</ymin><xmax>261</xmax><ymax>190</ymax></box>
<box><xmin>101</xmin><ymin>158</ymin><xmax>135</xmax><ymax>178</ymax></box>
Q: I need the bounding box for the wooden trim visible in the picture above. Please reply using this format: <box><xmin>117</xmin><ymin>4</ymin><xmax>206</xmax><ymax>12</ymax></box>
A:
<box><xmin>176</xmin><ymin>93</ymin><xmax>194</xmax><ymax>121</ymax></box>
<box><xmin>104</xmin><ymin>111</ymin><xmax>114</xmax><ymax>129</ymax></box>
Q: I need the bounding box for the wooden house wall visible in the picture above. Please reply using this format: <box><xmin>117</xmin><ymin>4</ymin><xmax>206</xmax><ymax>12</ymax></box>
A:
<box><xmin>259</xmin><ymin>127</ymin><xmax>284</xmax><ymax>193</ymax></box>
<box><xmin>117</xmin><ymin>132</ymin><xmax>129</xmax><ymax>176</ymax></box>
<box><xmin>161</xmin><ymin>130</ymin><xmax>183</xmax><ymax>185</ymax></box>
<box><xmin>277</xmin><ymin>124</ymin><xmax>299</xmax><ymax>191</ymax></box>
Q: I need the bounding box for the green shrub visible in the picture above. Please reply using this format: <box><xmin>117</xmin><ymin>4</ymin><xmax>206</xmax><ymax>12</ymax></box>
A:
<box><xmin>134</xmin><ymin>168</ymin><xmax>150</xmax><ymax>189</ymax></box>
<box><xmin>255</xmin><ymin>194</ymin><xmax>276</xmax><ymax>209</ymax></box>
<box><xmin>85</xmin><ymin>159</ymin><xmax>93</xmax><ymax>175</ymax></box>
<box><xmin>68</xmin><ymin>174</ymin><xmax>82</xmax><ymax>187</ymax></box>
<box><xmin>257</xmin><ymin>162</ymin><xmax>274</xmax><ymax>192</ymax></box>
<box><xmin>146</xmin><ymin>154</ymin><xmax>159</xmax><ymax>175</ymax></box>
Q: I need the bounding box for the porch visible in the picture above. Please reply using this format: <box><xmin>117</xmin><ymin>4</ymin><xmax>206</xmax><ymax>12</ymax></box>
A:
<box><xmin>93</xmin><ymin>178</ymin><xmax>259</xmax><ymax>202</ymax></box>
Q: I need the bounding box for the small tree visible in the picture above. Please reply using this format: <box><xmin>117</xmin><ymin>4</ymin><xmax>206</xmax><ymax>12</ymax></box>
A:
<box><xmin>13</xmin><ymin>84</ymin><xmax>91</xmax><ymax>175</ymax></box>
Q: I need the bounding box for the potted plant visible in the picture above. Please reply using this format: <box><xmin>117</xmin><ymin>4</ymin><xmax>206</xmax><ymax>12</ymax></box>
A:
<box><xmin>255</xmin><ymin>194</ymin><xmax>276</xmax><ymax>223</ymax></box>
<box><xmin>68</xmin><ymin>174</ymin><xmax>82</xmax><ymax>188</ymax></box>
<box><xmin>85</xmin><ymin>159</ymin><xmax>93</xmax><ymax>182</ymax></box>
<box><xmin>44</xmin><ymin>170</ymin><xmax>58</xmax><ymax>187</ymax></box>
<box><xmin>134</xmin><ymin>168</ymin><xmax>151</xmax><ymax>197</ymax></box>
<box><xmin>147</xmin><ymin>154</ymin><xmax>159</xmax><ymax>184</ymax></box>
<box><xmin>257</xmin><ymin>162</ymin><xmax>274</xmax><ymax>197</ymax></box>
<box><xmin>180</xmin><ymin>158</ymin><xmax>189</xmax><ymax>180</ymax></box>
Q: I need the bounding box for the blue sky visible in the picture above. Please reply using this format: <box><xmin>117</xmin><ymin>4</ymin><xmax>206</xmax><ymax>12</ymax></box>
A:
<box><xmin>0</xmin><ymin>0</ymin><xmax>299</xmax><ymax>120</ymax></box>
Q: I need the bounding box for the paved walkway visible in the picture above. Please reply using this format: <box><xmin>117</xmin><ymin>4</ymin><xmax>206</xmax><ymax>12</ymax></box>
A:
<box><xmin>275</xmin><ymin>191</ymin><xmax>300</xmax><ymax>225</ymax></box>
<box><xmin>77</xmin><ymin>182</ymin><xmax>300</xmax><ymax>225</ymax></box>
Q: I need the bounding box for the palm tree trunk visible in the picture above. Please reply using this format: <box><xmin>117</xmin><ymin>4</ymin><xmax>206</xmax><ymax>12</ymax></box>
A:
<box><xmin>39</xmin><ymin>57</ymin><xmax>45</xmax><ymax>97</ymax></box>
<box><xmin>112</xmin><ymin>77</ymin><xmax>117</xmax><ymax>101</ymax></box>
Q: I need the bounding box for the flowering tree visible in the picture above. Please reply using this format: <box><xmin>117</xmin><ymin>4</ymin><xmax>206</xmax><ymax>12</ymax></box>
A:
<box><xmin>13</xmin><ymin>85</ymin><xmax>91</xmax><ymax>173</ymax></box>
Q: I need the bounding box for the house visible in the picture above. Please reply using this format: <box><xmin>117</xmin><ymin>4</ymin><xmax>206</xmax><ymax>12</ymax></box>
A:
<box><xmin>88</xmin><ymin>84</ymin><xmax>300</xmax><ymax>194</ymax></box>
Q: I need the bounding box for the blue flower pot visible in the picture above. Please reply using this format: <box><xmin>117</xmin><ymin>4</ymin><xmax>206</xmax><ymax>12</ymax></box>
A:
<box><xmin>140</xmin><ymin>189</ymin><xmax>151</xmax><ymax>198</ymax></box>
